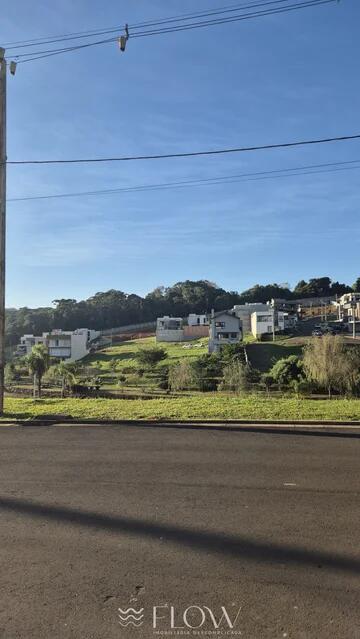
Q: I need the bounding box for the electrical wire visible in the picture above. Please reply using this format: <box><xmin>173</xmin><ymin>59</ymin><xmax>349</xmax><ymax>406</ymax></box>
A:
<box><xmin>10</xmin><ymin>0</ymin><xmax>336</xmax><ymax>64</ymax></box>
<box><xmin>130</xmin><ymin>0</ymin><xmax>335</xmax><ymax>39</ymax></box>
<box><xmin>2</xmin><ymin>0</ymin><xmax>326</xmax><ymax>50</ymax></box>
<box><xmin>7</xmin><ymin>159</ymin><xmax>360</xmax><ymax>203</ymax></box>
<box><xmin>6</xmin><ymin>133</ymin><xmax>360</xmax><ymax>166</ymax></box>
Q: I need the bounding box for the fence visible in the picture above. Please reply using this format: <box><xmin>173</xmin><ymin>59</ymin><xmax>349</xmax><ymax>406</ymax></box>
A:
<box><xmin>101</xmin><ymin>321</ymin><xmax>156</xmax><ymax>336</ymax></box>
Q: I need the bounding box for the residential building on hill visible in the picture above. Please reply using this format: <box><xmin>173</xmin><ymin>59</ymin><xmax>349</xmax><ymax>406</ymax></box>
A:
<box><xmin>208</xmin><ymin>311</ymin><xmax>242</xmax><ymax>353</ymax></box>
<box><xmin>232</xmin><ymin>303</ymin><xmax>271</xmax><ymax>334</ymax></box>
<box><xmin>251</xmin><ymin>311</ymin><xmax>286</xmax><ymax>339</ymax></box>
<box><xmin>335</xmin><ymin>293</ymin><xmax>360</xmax><ymax>332</ymax></box>
<box><xmin>156</xmin><ymin>315</ymin><xmax>209</xmax><ymax>342</ymax></box>
<box><xmin>188</xmin><ymin>313</ymin><xmax>209</xmax><ymax>327</ymax></box>
<box><xmin>16</xmin><ymin>328</ymin><xmax>100</xmax><ymax>362</ymax></box>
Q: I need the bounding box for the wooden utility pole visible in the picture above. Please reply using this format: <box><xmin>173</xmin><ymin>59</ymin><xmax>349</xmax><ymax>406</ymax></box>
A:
<box><xmin>352</xmin><ymin>295</ymin><xmax>357</xmax><ymax>340</ymax></box>
<box><xmin>0</xmin><ymin>49</ymin><xmax>6</xmax><ymax>415</ymax></box>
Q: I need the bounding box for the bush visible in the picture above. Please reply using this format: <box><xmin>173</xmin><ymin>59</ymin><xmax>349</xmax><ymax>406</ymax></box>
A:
<box><xmin>218</xmin><ymin>361</ymin><xmax>250</xmax><ymax>394</ymax></box>
<box><xmin>269</xmin><ymin>355</ymin><xmax>304</xmax><ymax>390</ymax></box>
<box><xmin>191</xmin><ymin>354</ymin><xmax>222</xmax><ymax>392</ymax></box>
<box><xmin>4</xmin><ymin>362</ymin><xmax>17</xmax><ymax>386</ymax></box>
<box><xmin>135</xmin><ymin>347</ymin><xmax>167</xmax><ymax>368</ymax></box>
<box><xmin>168</xmin><ymin>361</ymin><xmax>194</xmax><ymax>392</ymax></box>
<box><xmin>220</xmin><ymin>343</ymin><xmax>245</xmax><ymax>365</ymax></box>
<box><xmin>303</xmin><ymin>335</ymin><xmax>360</xmax><ymax>397</ymax></box>
<box><xmin>157</xmin><ymin>365</ymin><xmax>170</xmax><ymax>391</ymax></box>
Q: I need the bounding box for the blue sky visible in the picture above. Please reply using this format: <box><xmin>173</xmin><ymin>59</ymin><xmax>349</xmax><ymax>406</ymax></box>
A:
<box><xmin>2</xmin><ymin>0</ymin><xmax>360</xmax><ymax>307</ymax></box>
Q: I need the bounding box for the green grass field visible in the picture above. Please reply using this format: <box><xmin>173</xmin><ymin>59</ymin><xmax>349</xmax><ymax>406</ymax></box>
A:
<box><xmin>87</xmin><ymin>336</ymin><xmax>209</xmax><ymax>367</ymax></box>
<box><xmin>84</xmin><ymin>336</ymin><xmax>208</xmax><ymax>373</ymax></box>
<box><xmin>3</xmin><ymin>395</ymin><xmax>360</xmax><ymax>423</ymax></box>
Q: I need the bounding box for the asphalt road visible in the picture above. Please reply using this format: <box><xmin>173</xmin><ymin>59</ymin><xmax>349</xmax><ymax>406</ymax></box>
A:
<box><xmin>0</xmin><ymin>424</ymin><xmax>359</xmax><ymax>639</ymax></box>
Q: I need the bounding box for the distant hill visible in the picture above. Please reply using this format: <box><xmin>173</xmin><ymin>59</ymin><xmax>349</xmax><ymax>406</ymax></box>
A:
<box><xmin>6</xmin><ymin>276</ymin><xmax>357</xmax><ymax>346</ymax></box>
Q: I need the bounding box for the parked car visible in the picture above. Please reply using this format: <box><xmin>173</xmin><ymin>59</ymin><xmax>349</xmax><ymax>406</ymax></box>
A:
<box><xmin>312</xmin><ymin>329</ymin><xmax>322</xmax><ymax>337</ymax></box>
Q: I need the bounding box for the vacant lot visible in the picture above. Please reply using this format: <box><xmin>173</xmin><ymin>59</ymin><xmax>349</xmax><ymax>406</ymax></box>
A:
<box><xmin>85</xmin><ymin>336</ymin><xmax>208</xmax><ymax>371</ymax></box>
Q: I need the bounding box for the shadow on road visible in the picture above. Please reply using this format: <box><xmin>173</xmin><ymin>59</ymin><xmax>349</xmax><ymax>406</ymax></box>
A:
<box><xmin>0</xmin><ymin>495</ymin><xmax>358</xmax><ymax>575</ymax></box>
<box><xmin>12</xmin><ymin>420</ymin><xmax>360</xmax><ymax>438</ymax></box>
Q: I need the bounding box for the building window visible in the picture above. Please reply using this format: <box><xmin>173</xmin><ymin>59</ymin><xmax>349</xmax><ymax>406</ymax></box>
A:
<box><xmin>215</xmin><ymin>321</ymin><xmax>225</xmax><ymax>328</ymax></box>
<box><xmin>231</xmin><ymin>333</ymin><xmax>238</xmax><ymax>338</ymax></box>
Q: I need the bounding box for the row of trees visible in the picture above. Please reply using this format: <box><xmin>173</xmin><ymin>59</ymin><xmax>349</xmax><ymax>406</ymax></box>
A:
<box><xmin>7</xmin><ymin>276</ymin><xmax>360</xmax><ymax>349</ymax></box>
<box><xmin>6</xmin><ymin>344</ymin><xmax>78</xmax><ymax>398</ymax></box>
<box><xmin>165</xmin><ymin>336</ymin><xmax>360</xmax><ymax>397</ymax></box>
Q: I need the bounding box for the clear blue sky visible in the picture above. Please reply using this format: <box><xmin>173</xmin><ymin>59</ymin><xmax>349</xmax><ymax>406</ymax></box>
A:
<box><xmin>2</xmin><ymin>0</ymin><xmax>360</xmax><ymax>308</ymax></box>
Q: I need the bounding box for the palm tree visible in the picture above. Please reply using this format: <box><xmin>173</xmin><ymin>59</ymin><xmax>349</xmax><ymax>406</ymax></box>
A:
<box><xmin>54</xmin><ymin>361</ymin><xmax>77</xmax><ymax>398</ymax></box>
<box><xmin>26</xmin><ymin>344</ymin><xmax>49</xmax><ymax>398</ymax></box>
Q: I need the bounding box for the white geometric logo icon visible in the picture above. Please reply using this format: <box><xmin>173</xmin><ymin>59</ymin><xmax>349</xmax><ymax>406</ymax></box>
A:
<box><xmin>118</xmin><ymin>607</ymin><xmax>144</xmax><ymax>627</ymax></box>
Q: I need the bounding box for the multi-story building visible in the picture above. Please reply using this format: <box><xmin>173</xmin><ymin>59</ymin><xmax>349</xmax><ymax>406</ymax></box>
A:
<box><xmin>17</xmin><ymin>328</ymin><xmax>100</xmax><ymax>362</ymax></box>
<box><xmin>17</xmin><ymin>334</ymin><xmax>47</xmax><ymax>356</ymax></box>
<box><xmin>156</xmin><ymin>316</ymin><xmax>184</xmax><ymax>342</ymax></box>
<box><xmin>187</xmin><ymin>314</ymin><xmax>209</xmax><ymax>327</ymax></box>
<box><xmin>208</xmin><ymin>311</ymin><xmax>242</xmax><ymax>353</ymax></box>
<box><xmin>156</xmin><ymin>315</ymin><xmax>209</xmax><ymax>342</ymax></box>
<box><xmin>232</xmin><ymin>303</ymin><xmax>271</xmax><ymax>334</ymax></box>
<box><xmin>251</xmin><ymin>310</ymin><xmax>286</xmax><ymax>339</ymax></box>
<box><xmin>335</xmin><ymin>293</ymin><xmax>360</xmax><ymax>332</ymax></box>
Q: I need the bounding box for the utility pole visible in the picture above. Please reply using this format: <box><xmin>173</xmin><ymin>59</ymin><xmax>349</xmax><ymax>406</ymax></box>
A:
<box><xmin>0</xmin><ymin>49</ymin><xmax>6</xmax><ymax>415</ymax></box>
<box><xmin>272</xmin><ymin>308</ymin><xmax>276</xmax><ymax>342</ymax></box>
<box><xmin>351</xmin><ymin>295</ymin><xmax>356</xmax><ymax>340</ymax></box>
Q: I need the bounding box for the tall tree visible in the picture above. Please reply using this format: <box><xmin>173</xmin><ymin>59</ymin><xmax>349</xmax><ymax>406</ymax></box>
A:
<box><xmin>26</xmin><ymin>344</ymin><xmax>49</xmax><ymax>398</ymax></box>
<box><xmin>303</xmin><ymin>335</ymin><xmax>355</xmax><ymax>398</ymax></box>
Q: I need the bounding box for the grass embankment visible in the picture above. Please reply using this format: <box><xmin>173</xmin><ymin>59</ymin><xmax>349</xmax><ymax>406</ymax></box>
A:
<box><xmin>246</xmin><ymin>342</ymin><xmax>303</xmax><ymax>372</ymax></box>
<box><xmin>4</xmin><ymin>395</ymin><xmax>360</xmax><ymax>422</ymax></box>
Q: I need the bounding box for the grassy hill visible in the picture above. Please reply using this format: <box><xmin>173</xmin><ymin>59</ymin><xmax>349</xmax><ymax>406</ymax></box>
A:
<box><xmin>81</xmin><ymin>336</ymin><xmax>209</xmax><ymax>393</ymax></box>
<box><xmin>85</xmin><ymin>336</ymin><xmax>208</xmax><ymax>372</ymax></box>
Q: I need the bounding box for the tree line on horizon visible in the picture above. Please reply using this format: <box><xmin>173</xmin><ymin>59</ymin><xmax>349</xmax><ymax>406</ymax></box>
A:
<box><xmin>6</xmin><ymin>276</ymin><xmax>360</xmax><ymax>347</ymax></box>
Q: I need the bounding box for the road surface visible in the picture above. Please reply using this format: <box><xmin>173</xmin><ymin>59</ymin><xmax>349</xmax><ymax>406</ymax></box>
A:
<box><xmin>0</xmin><ymin>423</ymin><xmax>359</xmax><ymax>638</ymax></box>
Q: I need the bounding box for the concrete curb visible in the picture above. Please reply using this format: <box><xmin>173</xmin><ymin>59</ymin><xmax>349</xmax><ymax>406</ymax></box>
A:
<box><xmin>1</xmin><ymin>418</ymin><xmax>360</xmax><ymax>435</ymax></box>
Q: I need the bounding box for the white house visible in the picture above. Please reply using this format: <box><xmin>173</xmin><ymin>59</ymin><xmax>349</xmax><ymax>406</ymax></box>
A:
<box><xmin>187</xmin><ymin>313</ymin><xmax>209</xmax><ymax>326</ymax></box>
<box><xmin>17</xmin><ymin>334</ymin><xmax>47</xmax><ymax>356</ymax></box>
<box><xmin>17</xmin><ymin>328</ymin><xmax>100</xmax><ymax>362</ymax></box>
<box><xmin>232</xmin><ymin>303</ymin><xmax>271</xmax><ymax>334</ymax></box>
<box><xmin>334</xmin><ymin>293</ymin><xmax>360</xmax><ymax>333</ymax></box>
<box><xmin>251</xmin><ymin>311</ymin><xmax>286</xmax><ymax>339</ymax></box>
<box><xmin>156</xmin><ymin>316</ymin><xmax>183</xmax><ymax>342</ymax></box>
<box><xmin>46</xmin><ymin>328</ymin><xmax>100</xmax><ymax>361</ymax></box>
<box><xmin>208</xmin><ymin>311</ymin><xmax>242</xmax><ymax>353</ymax></box>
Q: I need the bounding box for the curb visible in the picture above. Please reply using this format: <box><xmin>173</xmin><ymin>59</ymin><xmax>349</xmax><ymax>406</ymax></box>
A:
<box><xmin>1</xmin><ymin>418</ymin><xmax>360</xmax><ymax>435</ymax></box>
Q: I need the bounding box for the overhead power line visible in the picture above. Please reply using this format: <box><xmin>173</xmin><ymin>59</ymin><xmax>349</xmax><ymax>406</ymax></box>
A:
<box><xmin>3</xmin><ymin>0</ymin><xmax>332</xmax><ymax>50</ymax></box>
<box><xmin>6</xmin><ymin>133</ymin><xmax>360</xmax><ymax>166</ymax></box>
<box><xmin>7</xmin><ymin>159</ymin><xmax>360</xmax><ymax>203</ymax></box>
<box><xmin>3</xmin><ymin>0</ymin><xmax>301</xmax><ymax>50</ymax></box>
<box><xmin>7</xmin><ymin>0</ymin><xmax>337</xmax><ymax>64</ymax></box>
